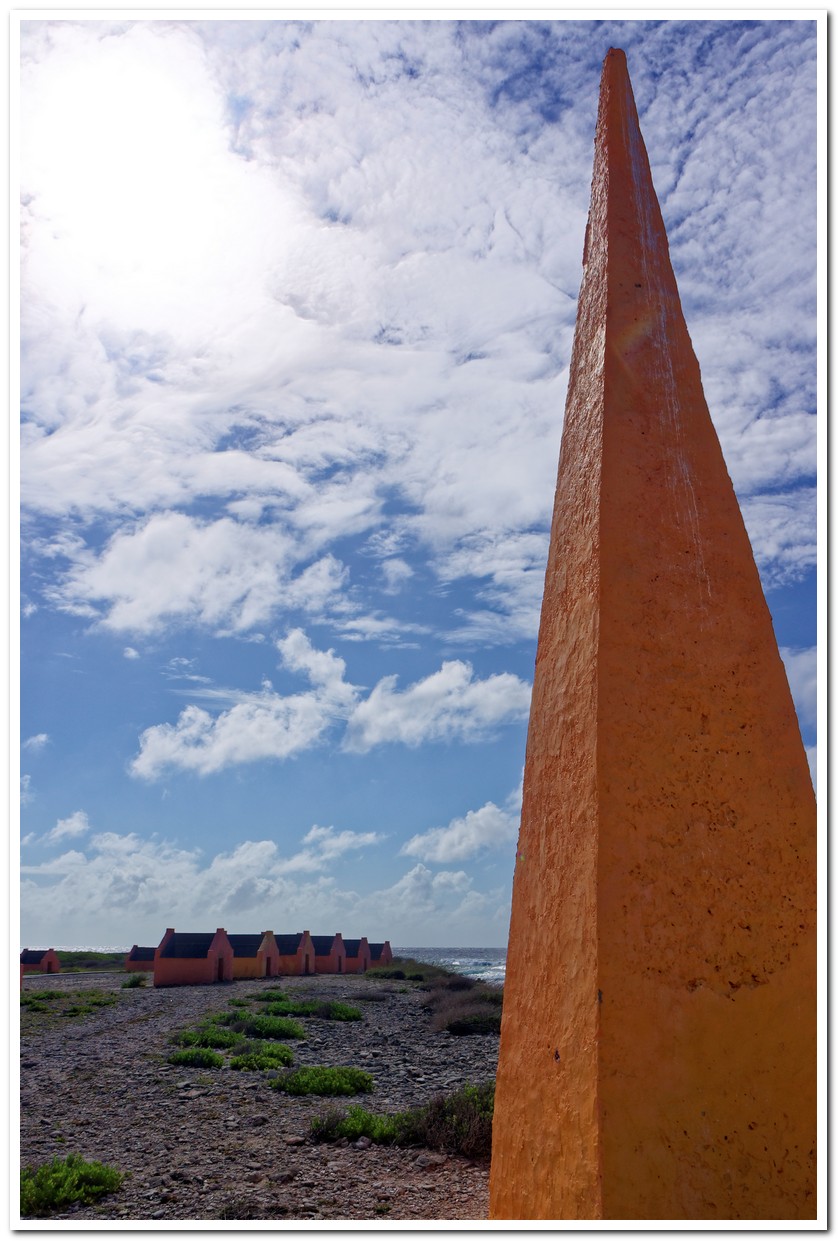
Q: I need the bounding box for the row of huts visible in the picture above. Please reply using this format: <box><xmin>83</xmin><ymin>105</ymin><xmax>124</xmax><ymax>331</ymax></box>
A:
<box><xmin>126</xmin><ymin>929</ymin><xmax>393</xmax><ymax>987</ymax></box>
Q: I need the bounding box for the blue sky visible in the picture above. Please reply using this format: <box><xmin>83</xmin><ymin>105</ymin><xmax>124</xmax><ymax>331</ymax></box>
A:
<box><xmin>18</xmin><ymin>16</ymin><xmax>819</xmax><ymax>949</ymax></box>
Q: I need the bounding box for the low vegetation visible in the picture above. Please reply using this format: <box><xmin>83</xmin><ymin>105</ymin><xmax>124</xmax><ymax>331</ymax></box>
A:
<box><xmin>311</xmin><ymin>1081</ymin><xmax>495</xmax><ymax>1159</ymax></box>
<box><xmin>167</xmin><ymin>1047</ymin><xmax>225</xmax><ymax>1069</ymax></box>
<box><xmin>421</xmin><ymin>974</ymin><xmax>503</xmax><ymax>1036</ymax></box>
<box><xmin>20</xmin><ymin>1154</ymin><xmax>123</xmax><ymax>1217</ymax></box>
<box><xmin>229</xmin><ymin>1042</ymin><xmax>295</xmax><ymax>1071</ymax></box>
<box><xmin>170</xmin><ymin>1024</ymin><xmax>244</xmax><ymax>1050</ymax></box>
<box><xmin>272</xmin><ymin>1065</ymin><xmax>374</xmax><ymax>1096</ymax></box>
<box><xmin>120</xmin><ymin>973</ymin><xmax>146</xmax><ymax>988</ymax></box>
<box><xmin>365</xmin><ymin>957</ymin><xmax>452</xmax><ymax>983</ymax></box>
<box><xmin>366</xmin><ymin>958</ymin><xmax>503</xmax><ymax>1035</ymax></box>
<box><xmin>20</xmin><ymin>989</ymin><xmax>118</xmax><ymax>1028</ymax></box>
<box><xmin>54</xmin><ymin>951</ymin><xmax>125</xmax><ymax>973</ymax></box>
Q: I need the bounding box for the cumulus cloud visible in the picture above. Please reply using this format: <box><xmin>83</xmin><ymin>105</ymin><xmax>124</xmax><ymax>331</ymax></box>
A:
<box><xmin>21</xmin><ymin>19</ymin><xmax>816</xmax><ymax>642</ymax></box>
<box><xmin>20</xmin><ymin>775</ymin><xmax>33</xmax><ymax>806</ymax></box>
<box><xmin>22</xmin><ymin>733</ymin><xmax>49</xmax><ymax>751</ymax></box>
<box><xmin>132</xmin><ymin>632</ymin><xmax>530</xmax><ymax>777</ymax></box>
<box><xmin>343</xmin><ymin>659</ymin><xmax>531</xmax><ymax>753</ymax></box>
<box><xmin>20</xmin><ymin>826</ymin><xmax>502</xmax><ymax>946</ymax></box>
<box><xmin>45</xmin><ymin>513</ymin><xmax>349</xmax><ymax>635</ymax></box>
<box><xmin>123</xmin><ymin>647</ymin><xmax>140</xmax><ymax>659</ymax></box>
<box><xmin>402</xmin><ymin>800</ymin><xmax>518</xmax><ymax>864</ymax></box>
<box><xmin>44</xmin><ymin>810</ymin><xmax>91</xmax><ymax>843</ymax></box>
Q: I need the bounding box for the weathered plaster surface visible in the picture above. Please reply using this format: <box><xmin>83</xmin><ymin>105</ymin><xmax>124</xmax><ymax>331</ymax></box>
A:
<box><xmin>489</xmin><ymin>48</ymin><xmax>816</xmax><ymax>1221</ymax></box>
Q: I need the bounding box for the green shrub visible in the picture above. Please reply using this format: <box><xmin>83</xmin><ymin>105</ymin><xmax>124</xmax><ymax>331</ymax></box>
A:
<box><xmin>261</xmin><ymin>1000</ymin><xmax>319</xmax><ymax>1018</ymax></box>
<box><xmin>229</xmin><ymin>1042</ymin><xmax>294</xmax><ymax>1071</ymax></box>
<box><xmin>121</xmin><ymin>973</ymin><xmax>146</xmax><ymax>988</ymax></box>
<box><xmin>317</xmin><ymin>1001</ymin><xmax>363</xmax><ymax>1022</ymax></box>
<box><xmin>311</xmin><ymin>1104</ymin><xmax>404</xmax><ymax>1144</ymax></box>
<box><xmin>249</xmin><ymin>988</ymin><xmax>288</xmax><ymax>1002</ymax></box>
<box><xmin>167</xmin><ymin>1048</ymin><xmax>224</xmax><ymax>1069</ymax></box>
<box><xmin>272</xmin><ymin>1066</ymin><xmax>374</xmax><ymax>1096</ymax></box>
<box><xmin>227</xmin><ymin>997</ymin><xmax>250</xmax><ymax>1008</ymax></box>
<box><xmin>171</xmin><ymin>1024</ymin><xmax>243</xmax><ymax>1050</ymax></box>
<box><xmin>242</xmin><ymin>1014</ymin><xmax>306</xmax><ymax>1041</ymax></box>
<box><xmin>444</xmin><ymin>1011</ymin><xmax>501</xmax><ymax>1036</ymax></box>
<box><xmin>21</xmin><ymin>1154</ymin><xmax>123</xmax><ymax>1217</ymax></box>
<box><xmin>310</xmin><ymin>1082</ymin><xmax>494</xmax><ymax>1159</ymax></box>
<box><xmin>21</xmin><ymin>991</ymin><xmax>61</xmax><ymax>1005</ymax></box>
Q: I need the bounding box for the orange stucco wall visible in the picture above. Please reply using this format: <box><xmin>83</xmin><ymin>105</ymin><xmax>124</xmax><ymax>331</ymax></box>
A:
<box><xmin>276</xmin><ymin>952</ymin><xmax>312</xmax><ymax>976</ymax></box>
<box><xmin>231</xmin><ymin>956</ymin><xmax>265</xmax><ymax>980</ymax></box>
<box><xmin>489</xmin><ymin>49</ymin><xmax>816</xmax><ymax>1222</ymax></box>
<box><xmin>124</xmin><ymin>957</ymin><xmax>154</xmax><ymax>973</ymax></box>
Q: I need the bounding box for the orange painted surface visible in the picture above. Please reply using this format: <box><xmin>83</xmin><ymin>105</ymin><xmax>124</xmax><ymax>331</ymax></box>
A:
<box><xmin>312</xmin><ymin>933</ymin><xmax>347</xmax><ymax>975</ymax></box>
<box><xmin>20</xmin><ymin>948</ymin><xmax>60</xmax><ymax>974</ymax></box>
<box><xmin>489</xmin><ymin>48</ymin><xmax>816</xmax><ymax>1222</ymax></box>
<box><xmin>343</xmin><ymin>938</ymin><xmax>371</xmax><ymax>974</ymax></box>
<box><xmin>275</xmin><ymin>930</ymin><xmax>315</xmax><ymax>976</ymax></box>
<box><xmin>153</xmin><ymin>928</ymin><xmax>235</xmax><ymax>987</ymax></box>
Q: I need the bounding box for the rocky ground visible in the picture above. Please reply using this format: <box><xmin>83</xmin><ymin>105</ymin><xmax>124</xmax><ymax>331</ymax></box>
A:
<box><xmin>19</xmin><ymin>970</ymin><xmax>499</xmax><ymax>1223</ymax></box>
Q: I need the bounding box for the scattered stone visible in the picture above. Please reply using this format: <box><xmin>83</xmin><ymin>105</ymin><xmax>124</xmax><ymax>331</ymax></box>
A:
<box><xmin>20</xmin><ymin>972</ymin><xmax>495</xmax><ymax>1222</ymax></box>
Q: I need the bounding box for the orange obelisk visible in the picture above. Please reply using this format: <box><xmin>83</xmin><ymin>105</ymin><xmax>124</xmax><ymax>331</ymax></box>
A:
<box><xmin>489</xmin><ymin>49</ymin><xmax>816</xmax><ymax>1221</ymax></box>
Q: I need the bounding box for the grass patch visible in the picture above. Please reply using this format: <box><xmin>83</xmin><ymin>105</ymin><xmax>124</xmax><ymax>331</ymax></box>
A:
<box><xmin>20</xmin><ymin>1154</ymin><xmax>123</xmax><ymax>1217</ymax></box>
<box><xmin>248</xmin><ymin>988</ymin><xmax>288</xmax><ymax>1002</ymax></box>
<box><xmin>170</xmin><ymin>1024</ymin><xmax>244</xmax><ymax>1050</ymax></box>
<box><xmin>55</xmin><ymin>951</ymin><xmax>125</xmax><ymax>973</ymax></box>
<box><xmin>311</xmin><ymin>1081</ymin><xmax>494</xmax><ymax>1159</ymax></box>
<box><xmin>21</xmin><ymin>989</ymin><xmax>118</xmax><ymax>1027</ymax></box>
<box><xmin>272</xmin><ymin>1065</ymin><xmax>374</xmax><ymax>1096</ymax></box>
<box><xmin>227</xmin><ymin>997</ymin><xmax>250</xmax><ymax>1008</ymax></box>
<box><xmin>120</xmin><ymin>973</ymin><xmax>146</xmax><ymax>988</ymax></box>
<box><xmin>229</xmin><ymin>1042</ymin><xmax>294</xmax><ymax>1071</ymax></box>
<box><xmin>238</xmin><ymin>1014</ymin><xmax>306</xmax><ymax>1041</ymax></box>
<box><xmin>167</xmin><ymin>1047</ymin><xmax>224</xmax><ymax>1069</ymax></box>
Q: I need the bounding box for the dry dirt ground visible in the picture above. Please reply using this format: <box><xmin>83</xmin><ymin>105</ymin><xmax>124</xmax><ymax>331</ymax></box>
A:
<box><xmin>19</xmin><ymin>970</ymin><xmax>499</xmax><ymax>1223</ymax></box>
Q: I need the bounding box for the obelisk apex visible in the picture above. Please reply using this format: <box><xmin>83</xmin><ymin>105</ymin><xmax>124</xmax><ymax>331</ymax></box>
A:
<box><xmin>488</xmin><ymin>50</ymin><xmax>816</xmax><ymax>1221</ymax></box>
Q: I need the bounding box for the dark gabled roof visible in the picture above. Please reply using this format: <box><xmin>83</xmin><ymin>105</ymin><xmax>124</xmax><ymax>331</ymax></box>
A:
<box><xmin>227</xmin><ymin>934</ymin><xmax>265</xmax><ymax>958</ymax></box>
<box><xmin>159</xmin><ymin>932</ymin><xmax>218</xmax><ymax>959</ymax></box>
<box><xmin>20</xmin><ymin>949</ymin><xmax>48</xmax><ymax>964</ymax></box>
<box><xmin>343</xmin><ymin>939</ymin><xmax>363</xmax><ymax>957</ymax></box>
<box><xmin>127</xmin><ymin>946</ymin><xmax>156</xmax><ymax>962</ymax></box>
<box><xmin>311</xmin><ymin>935</ymin><xmax>340</xmax><ymax>955</ymax></box>
<box><xmin>275</xmin><ymin>933</ymin><xmax>304</xmax><ymax>955</ymax></box>
<box><xmin>368</xmin><ymin>943</ymin><xmax>385</xmax><ymax>960</ymax></box>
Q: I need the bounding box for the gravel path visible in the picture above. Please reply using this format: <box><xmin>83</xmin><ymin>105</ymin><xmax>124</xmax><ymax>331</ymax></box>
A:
<box><xmin>19</xmin><ymin>971</ymin><xmax>499</xmax><ymax>1222</ymax></box>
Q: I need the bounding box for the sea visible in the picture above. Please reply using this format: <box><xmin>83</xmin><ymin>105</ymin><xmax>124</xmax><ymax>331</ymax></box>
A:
<box><xmin>40</xmin><ymin>943</ymin><xmax>508</xmax><ymax>986</ymax></box>
<box><xmin>395</xmin><ymin>947</ymin><xmax>506</xmax><ymax>986</ymax></box>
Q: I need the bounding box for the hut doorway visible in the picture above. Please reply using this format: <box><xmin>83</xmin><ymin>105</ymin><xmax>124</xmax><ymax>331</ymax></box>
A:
<box><xmin>304</xmin><ymin>953</ymin><xmax>310</xmax><ymax>975</ymax></box>
<box><xmin>217</xmin><ymin>956</ymin><xmax>225</xmax><ymax>982</ymax></box>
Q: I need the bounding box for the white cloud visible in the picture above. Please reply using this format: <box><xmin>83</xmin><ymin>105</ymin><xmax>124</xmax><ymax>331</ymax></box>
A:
<box><xmin>343</xmin><ymin>659</ymin><xmax>531</xmax><ymax>753</ymax></box>
<box><xmin>20</xmin><ymin>21</ymin><xmax>816</xmax><ymax>644</ymax></box>
<box><xmin>20</xmin><ymin>775</ymin><xmax>33</xmax><ymax>806</ymax></box>
<box><xmin>279</xmin><ymin>824</ymin><xmax>385</xmax><ymax>874</ymax></box>
<box><xmin>132</xmin><ymin>632</ymin><xmax>530</xmax><ymax>777</ymax></box>
<box><xmin>780</xmin><ymin>646</ymin><xmax>817</xmax><ymax>730</ymax></box>
<box><xmin>131</xmin><ymin>629</ymin><xmax>357</xmax><ymax>778</ymax></box>
<box><xmin>19</xmin><ymin>826</ymin><xmax>503</xmax><ymax>946</ymax></box>
<box><xmin>402</xmin><ymin>800</ymin><xmax>518</xmax><ymax>864</ymax></box>
<box><xmin>123</xmin><ymin>647</ymin><xmax>140</xmax><ymax>660</ymax></box>
<box><xmin>22</xmin><ymin>733</ymin><xmax>49</xmax><ymax>751</ymax></box>
<box><xmin>44</xmin><ymin>810</ymin><xmax>91</xmax><ymax>844</ymax></box>
<box><xmin>379</xmin><ymin>557</ymin><xmax>413</xmax><ymax>593</ymax></box>
<box><xmin>45</xmin><ymin>513</ymin><xmax>348</xmax><ymax>635</ymax></box>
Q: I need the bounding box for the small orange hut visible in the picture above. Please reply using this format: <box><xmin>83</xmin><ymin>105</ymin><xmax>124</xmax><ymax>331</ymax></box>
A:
<box><xmin>124</xmin><ymin>946</ymin><xmax>156</xmax><ymax>973</ymax></box>
<box><xmin>20</xmin><ymin>948</ymin><xmax>60</xmax><ymax>975</ymax></box>
<box><xmin>312</xmin><ymin>933</ymin><xmax>346</xmax><ymax>974</ymax></box>
<box><xmin>368</xmin><ymin>941</ymin><xmax>393</xmax><ymax>967</ymax></box>
<box><xmin>228</xmin><ymin>932</ymin><xmax>280</xmax><ymax>980</ymax></box>
<box><xmin>343</xmin><ymin>937</ymin><xmax>371</xmax><ymax>974</ymax></box>
<box><xmin>275</xmin><ymin>931</ymin><xmax>314</xmax><ymax>976</ymax></box>
<box><xmin>153</xmin><ymin>928</ymin><xmax>234</xmax><ymax>987</ymax></box>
